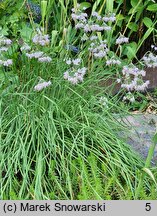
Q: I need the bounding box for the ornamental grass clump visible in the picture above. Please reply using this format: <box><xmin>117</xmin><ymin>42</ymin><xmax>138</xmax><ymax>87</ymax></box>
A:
<box><xmin>0</xmin><ymin>59</ymin><xmax>146</xmax><ymax>199</ymax></box>
<box><xmin>1</xmin><ymin>1</ymin><xmax>157</xmax><ymax>200</ymax></box>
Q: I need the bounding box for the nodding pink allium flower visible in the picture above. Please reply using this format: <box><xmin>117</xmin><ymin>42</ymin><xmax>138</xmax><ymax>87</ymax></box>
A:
<box><xmin>0</xmin><ymin>59</ymin><xmax>13</xmax><ymax>66</ymax></box>
<box><xmin>72</xmin><ymin>58</ymin><xmax>81</xmax><ymax>65</ymax></box>
<box><xmin>99</xmin><ymin>96</ymin><xmax>108</xmax><ymax>108</ymax></box>
<box><xmin>32</xmin><ymin>33</ymin><xmax>50</xmax><ymax>46</ymax></box>
<box><xmin>92</xmin><ymin>12</ymin><xmax>101</xmax><ymax>20</ymax></box>
<box><xmin>65</xmin><ymin>58</ymin><xmax>81</xmax><ymax>66</ymax></box>
<box><xmin>26</xmin><ymin>51</ymin><xmax>44</xmax><ymax>59</ymax></box>
<box><xmin>83</xmin><ymin>24</ymin><xmax>91</xmax><ymax>32</ymax></box>
<box><xmin>0</xmin><ymin>47</ymin><xmax>9</xmax><ymax>52</ymax></box>
<box><xmin>122</xmin><ymin>65</ymin><xmax>146</xmax><ymax>77</ymax></box>
<box><xmin>73</xmin><ymin>8</ymin><xmax>114</xmax><ymax>34</ymax></box>
<box><xmin>71</xmin><ymin>12</ymin><xmax>88</xmax><ymax>23</ymax></box>
<box><xmin>20</xmin><ymin>44</ymin><xmax>31</xmax><ymax>51</ymax></box>
<box><xmin>34</xmin><ymin>80</ymin><xmax>51</xmax><ymax>91</ymax></box>
<box><xmin>106</xmin><ymin>59</ymin><xmax>121</xmax><ymax>66</ymax></box>
<box><xmin>0</xmin><ymin>38</ymin><xmax>12</xmax><ymax>46</ymax></box>
<box><xmin>63</xmin><ymin>71</ymin><xmax>69</xmax><ymax>79</ymax></box>
<box><xmin>63</xmin><ymin>66</ymin><xmax>87</xmax><ymax>85</ymax></box>
<box><xmin>89</xmin><ymin>40</ymin><xmax>109</xmax><ymax>58</ymax></box>
<box><xmin>77</xmin><ymin>67</ymin><xmax>87</xmax><ymax>76</ymax></box>
<box><xmin>90</xmin><ymin>36</ymin><xmax>98</xmax><ymax>41</ymax></box>
<box><xmin>120</xmin><ymin>65</ymin><xmax>149</xmax><ymax>92</ymax></box>
<box><xmin>38</xmin><ymin>56</ymin><xmax>52</xmax><ymax>63</ymax></box>
<box><xmin>66</xmin><ymin>59</ymin><xmax>72</xmax><ymax>65</ymax></box>
<box><xmin>102</xmin><ymin>13</ymin><xmax>116</xmax><ymax>22</ymax></box>
<box><xmin>103</xmin><ymin>25</ymin><xmax>112</xmax><ymax>31</ymax></box>
<box><xmin>123</xmin><ymin>92</ymin><xmax>135</xmax><ymax>103</ymax></box>
<box><xmin>90</xmin><ymin>24</ymin><xmax>104</xmax><ymax>32</ymax></box>
<box><xmin>68</xmin><ymin>76</ymin><xmax>79</xmax><ymax>85</ymax></box>
<box><xmin>142</xmin><ymin>52</ymin><xmax>157</xmax><ymax>68</ymax></box>
<box><xmin>75</xmin><ymin>23</ymin><xmax>84</xmax><ymax>29</ymax></box>
<box><xmin>116</xmin><ymin>36</ymin><xmax>129</xmax><ymax>45</ymax></box>
<box><xmin>151</xmin><ymin>44</ymin><xmax>157</xmax><ymax>51</ymax></box>
<box><xmin>116</xmin><ymin>78</ymin><xmax>121</xmax><ymax>83</ymax></box>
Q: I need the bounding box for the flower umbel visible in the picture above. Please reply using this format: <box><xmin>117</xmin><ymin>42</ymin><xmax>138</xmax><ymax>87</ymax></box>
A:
<box><xmin>34</xmin><ymin>80</ymin><xmax>51</xmax><ymax>91</ymax></box>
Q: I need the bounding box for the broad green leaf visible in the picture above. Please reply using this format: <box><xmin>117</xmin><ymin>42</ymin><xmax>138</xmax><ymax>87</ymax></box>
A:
<box><xmin>136</xmin><ymin>6</ymin><xmax>145</xmax><ymax>20</ymax></box>
<box><xmin>143</xmin><ymin>17</ymin><xmax>153</xmax><ymax>28</ymax></box>
<box><xmin>126</xmin><ymin>42</ymin><xmax>138</xmax><ymax>60</ymax></box>
<box><xmin>131</xmin><ymin>0</ymin><xmax>139</xmax><ymax>7</ymax></box>
<box><xmin>0</xmin><ymin>25</ymin><xmax>8</xmax><ymax>36</ymax></box>
<box><xmin>80</xmin><ymin>2</ymin><xmax>91</xmax><ymax>10</ymax></box>
<box><xmin>128</xmin><ymin>22</ymin><xmax>138</xmax><ymax>32</ymax></box>
<box><xmin>19</xmin><ymin>24</ymin><xmax>33</xmax><ymax>42</ymax></box>
<box><xmin>116</xmin><ymin>14</ymin><xmax>124</xmax><ymax>21</ymax></box>
<box><xmin>147</xmin><ymin>4</ymin><xmax>157</xmax><ymax>12</ymax></box>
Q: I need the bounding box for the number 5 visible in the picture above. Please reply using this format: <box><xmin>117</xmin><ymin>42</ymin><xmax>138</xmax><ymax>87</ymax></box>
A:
<box><xmin>145</xmin><ymin>203</ymin><xmax>151</xmax><ymax>211</ymax></box>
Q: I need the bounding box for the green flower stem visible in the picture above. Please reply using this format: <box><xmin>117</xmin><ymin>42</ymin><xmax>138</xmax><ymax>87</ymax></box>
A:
<box><xmin>135</xmin><ymin>133</ymin><xmax>157</xmax><ymax>199</ymax></box>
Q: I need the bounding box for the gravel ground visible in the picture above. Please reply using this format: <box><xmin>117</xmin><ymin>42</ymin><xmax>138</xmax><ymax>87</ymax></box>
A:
<box><xmin>117</xmin><ymin>114</ymin><xmax>157</xmax><ymax>165</ymax></box>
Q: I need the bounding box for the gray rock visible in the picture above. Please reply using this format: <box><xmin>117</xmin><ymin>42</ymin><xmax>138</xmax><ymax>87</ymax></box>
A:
<box><xmin>117</xmin><ymin>114</ymin><xmax>157</xmax><ymax>165</ymax></box>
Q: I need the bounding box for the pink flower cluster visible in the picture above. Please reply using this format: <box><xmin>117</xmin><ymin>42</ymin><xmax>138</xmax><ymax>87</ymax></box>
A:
<box><xmin>106</xmin><ymin>59</ymin><xmax>121</xmax><ymax>66</ymax></box>
<box><xmin>123</xmin><ymin>92</ymin><xmax>135</xmax><ymax>103</ymax></box>
<box><xmin>34</xmin><ymin>80</ymin><xmax>51</xmax><ymax>91</ymax></box>
<box><xmin>20</xmin><ymin>43</ymin><xmax>31</xmax><ymax>52</ymax></box>
<box><xmin>88</xmin><ymin>40</ymin><xmax>109</xmax><ymax>58</ymax></box>
<box><xmin>25</xmin><ymin>50</ymin><xmax>52</xmax><ymax>63</ymax></box>
<box><xmin>32</xmin><ymin>33</ymin><xmax>50</xmax><ymax>46</ymax></box>
<box><xmin>99</xmin><ymin>96</ymin><xmax>108</xmax><ymax>108</ymax></box>
<box><xmin>64</xmin><ymin>67</ymin><xmax>87</xmax><ymax>85</ymax></box>
<box><xmin>26</xmin><ymin>51</ymin><xmax>44</xmax><ymax>59</ymax></box>
<box><xmin>142</xmin><ymin>52</ymin><xmax>157</xmax><ymax>68</ymax></box>
<box><xmin>0</xmin><ymin>59</ymin><xmax>13</xmax><ymax>66</ymax></box>
<box><xmin>65</xmin><ymin>58</ymin><xmax>81</xmax><ymax>66</ymax></box>
<box><xmin>20</xmin><ymin>29</ymin><xmax>52</xmax><ymax>63</ymax></box>
<box><xmin>119</xmin><ymin>65</ymin><xmax>150</xmax><ymax>92</ymax></box>
<box><xmin>116</xmin><ymin>36</ymin><xmax>129</xmax><ymax>45</ymax></box>
<box><xmin>0</xmin><ymin>47</ymin><xmax>9</xmax><ymax>52</ymax></box>
<box><xmin>0</xmin><ymin>37</ymin><xmax>13</xmax><ymax>66</ymax></box>
<box><xmin>91</xmin><ymin>12</ymin><xmax>116</xmax><ymax>23</ymax></box>
<box><xmin>64</xmin><ymin>58</ymin><xmax>87</xmax><ymax>85</ymax></box>
<box><xmin>102</xmin><ymin>13</ymin><xmax>116</xmax><ymax>22</ymax></box>
<box><xmin>0</xmin><ymin>38</ymin><xmax>12</xmax><ymax>46</ymax></box>
<box><xmin>72</xmin><ymin>6</ymin><xmax>112</xmax><ymax>33</ymax></box>
<box><xmin>151</xmin><ymin>45</ymin><xmax>157</xmax><ymax>51</ymax></box>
